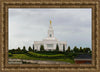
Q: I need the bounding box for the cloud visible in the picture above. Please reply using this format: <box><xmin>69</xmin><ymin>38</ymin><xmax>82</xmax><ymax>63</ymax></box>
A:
<box><xmin>9</xmin><ymin>8</ymin><xmax>92</xmax><ymax>50</ymax></box>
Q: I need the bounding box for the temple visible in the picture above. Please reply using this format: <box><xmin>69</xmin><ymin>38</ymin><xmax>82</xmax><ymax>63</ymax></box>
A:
<box><xmin>34</xmin><ymin>20</ymin><xmax>67</xmax><ymax>51</ymax></box>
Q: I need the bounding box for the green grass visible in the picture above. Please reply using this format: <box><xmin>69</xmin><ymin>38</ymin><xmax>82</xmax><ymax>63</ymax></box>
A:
<box><xmin>34</xmin><ymin>51</ymin><xmax>64</xmax><ymax>55</ymax></box>
<box><xmin>27</xmin><ymin>52</ymin><xmax>66</xmax><ymax>59</ymax></box>
<box><xmin>9</xmin><ymin>53</ymin><xmax>75</xmax><ymax>64</ymax></box>
<box><xmin>9</xmin><ymin>54</ymin><xmax>32</xmax><ymax>59</ymax></box>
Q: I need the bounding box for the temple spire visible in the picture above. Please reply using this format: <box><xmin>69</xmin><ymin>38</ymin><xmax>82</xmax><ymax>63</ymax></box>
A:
<box><xmin>48</xmin><ymin>20</ymin><xmax>54</xmax><ymax>38</ymax></box>
<box><xmin>49</xmin><ymin>20</ymin><xmax>52</xmax><ymax>28</ymax></box>
<box><xmin>50</xmin><ymin>20</ymin><xmax>52</xmax><ymax>25</ymax></box>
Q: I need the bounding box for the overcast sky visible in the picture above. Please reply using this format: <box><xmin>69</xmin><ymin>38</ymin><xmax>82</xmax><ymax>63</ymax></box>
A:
<box><xmin>8</xmin><ymin>8</ymin><xmax>92</xmax><ymax>50</ymax></box>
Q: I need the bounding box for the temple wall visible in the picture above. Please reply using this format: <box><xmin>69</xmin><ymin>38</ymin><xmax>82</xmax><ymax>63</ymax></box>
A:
<box><xmin>34</xmin><ymin>41</ymin><xmax>67</xmax><ymax>51</ymax></box>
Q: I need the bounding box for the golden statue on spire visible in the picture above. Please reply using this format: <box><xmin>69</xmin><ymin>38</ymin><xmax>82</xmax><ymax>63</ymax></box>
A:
<box><xmin>50</xmin><ymin>20</ymin><xmax>52</xmax><ymax>25</ymax></box>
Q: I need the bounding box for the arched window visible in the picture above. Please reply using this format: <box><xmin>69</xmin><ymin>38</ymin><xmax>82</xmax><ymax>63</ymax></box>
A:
<box><xmin>50</xmin><ymin>34</ymin><xmax>52</xmax><ymax>37</ymax></box>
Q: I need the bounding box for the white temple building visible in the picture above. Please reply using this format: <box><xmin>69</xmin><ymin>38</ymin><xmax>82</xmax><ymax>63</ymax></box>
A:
<box><xmin>34</xmin><ymin>20</ymin><xmax>67</xmax><ymax>51</ymax></box>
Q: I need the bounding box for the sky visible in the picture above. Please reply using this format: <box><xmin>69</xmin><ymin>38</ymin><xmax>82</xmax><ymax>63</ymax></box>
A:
<box><xmin>8</xmin><ymin>8</ymin><xmax>92</xmax><ymax>50</ymax></box>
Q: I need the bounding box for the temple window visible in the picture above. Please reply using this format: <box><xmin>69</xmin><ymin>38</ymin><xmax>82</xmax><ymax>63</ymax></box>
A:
<box><xmin>50</xmin><ymin>34</ymin><xmax>52</xmax><ymax>37</ymax></box>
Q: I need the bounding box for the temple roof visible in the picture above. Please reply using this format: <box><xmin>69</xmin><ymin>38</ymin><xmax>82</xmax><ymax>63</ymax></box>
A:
<box><xmin>43</xmin><ymin>37</ymin><xmax>58</xmax><ymax>41</ymax></box>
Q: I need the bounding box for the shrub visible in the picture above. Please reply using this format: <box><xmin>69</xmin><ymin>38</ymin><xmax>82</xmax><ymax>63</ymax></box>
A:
<box><xmin>27</xmin><ymin>52</ymin><xmax>65</xmax><ymax>59</ymax></box>
<box><xmin>8</xmin><ymin>53</ymin><xmax>13</xmax><ymax>57</ymax></box>
<box><xmin>40</xmin><ymin>45</ymin><xmax>44</xmax><ymax>51</ymax></box>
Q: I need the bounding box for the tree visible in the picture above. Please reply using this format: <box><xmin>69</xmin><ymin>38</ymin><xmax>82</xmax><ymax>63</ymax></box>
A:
<box><xmin>67</xmin><ymin>46</ymin><xmax>71</xmax><ymax>53</ymax></box>
<box><xmin>56</xmin><ymin>44</ymin><xmax>59</xmax><ymax>52</ymax></box>
<box><xmin>33</xmin><ymin>44</ymin><xmax>34</xmax><ymax>52</ymax></box>
<box><xmin>17</xmin><ymin>47</ymin><xmax>21</xmax><ymax>54</ymax></box>
<box><xmin>63</xmin><ymin>44</ymin><xmax>65</xmax><ymax>52</ymax></box>
<box><xmin>83</xmin><ymin>48</ymin><xmax>90</xmax><ymax>53</ymax></box>
<box><xmin>40</xmin><ymin>45</ymin><xmax>44</xmax><ymax>52</ymax></box>
<box><xmin>70</xmin><ymin>49</ymin><xmax>74</xmax><ymax>53</ymax></box>
<box><xmin>9</xmin><ymin>49</ymin><xmax>15</xmax><ymax>54</ymax></box>
<box><xmin>34</xmin><ymin>49</ymin><xmax>37</xmax><ymax>52</ymax></box>
<box><xmin>28</xmin><ymin>46</ymin><xmax>33</xmax><ymax>51</ymax></box>
<box><xmin>73</xmin><ymin>46</ymin><xmax>79</xmax><ymax>53</ymax></box>
<box><xmin>86</xmin><ymin>48</ymin><xmax>90</xmax><ymax>53</ymax></box>
<box><xmin>79</xmin><ymin>47</ymin><xmax>83</xmax><ymax>53</ymax></box>
<box><xmin>22</xmin><ymin>46</ymin><xmax>27</xmax><ymax>53</ymax></box>
<box><xmin>89</xmin><ymin>49</ymin><xmax>92</xmax><ymax>55</ymax></box>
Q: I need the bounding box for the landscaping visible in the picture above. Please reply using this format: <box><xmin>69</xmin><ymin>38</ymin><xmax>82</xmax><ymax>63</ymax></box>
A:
<box><xmin>9</xmin><ymin>53</ymin><xmax>74</xmax><ymax>64</ymax></box>
<box><xmin>8</xmin><ymin>46</ymin><xmax>92</xmax><ymax>64</ymax></box>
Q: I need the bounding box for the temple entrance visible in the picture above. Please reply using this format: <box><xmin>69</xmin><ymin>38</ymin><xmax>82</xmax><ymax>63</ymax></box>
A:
<box><xmin>47</xmin><ymin>44</ymin><xmax>53</xmax><ymax>50</ymax></box>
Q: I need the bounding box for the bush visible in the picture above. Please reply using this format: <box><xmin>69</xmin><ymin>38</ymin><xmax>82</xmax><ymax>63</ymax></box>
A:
<box><xmin>8</xmin><ymin>53</ymin><xmax>13</xmax><ymax>57</ymax></box>
<box><xmin>27</xmin><ymin>52</ymin><xmax>66</xmax><ymax>59</ymax></box>
<box><xmin>40</xmin><ymin>45</ymin><xmax>44</xmax><ymax>51</ymax></box>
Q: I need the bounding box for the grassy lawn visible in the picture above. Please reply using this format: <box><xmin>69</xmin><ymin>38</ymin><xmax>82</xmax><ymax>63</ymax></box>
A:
<box><xmin>9</xmin><ymin>53</ymin><xmax>75</xmax><ymax>64</ymax></box>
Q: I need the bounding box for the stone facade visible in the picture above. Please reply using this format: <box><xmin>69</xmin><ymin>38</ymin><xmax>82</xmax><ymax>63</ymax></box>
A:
<box><xmin>34</xmin><ymin>20</ymin><xmax>67</xmax><ymax>51</ymax></box>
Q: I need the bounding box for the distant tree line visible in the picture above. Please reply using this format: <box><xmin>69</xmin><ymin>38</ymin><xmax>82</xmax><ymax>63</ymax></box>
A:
<box><xmin>9</xmin><ymin>44</ymin><xmax>92</xmax><ymax>55</ymax></box>
<box><xmin>66</xmin><ymin>46</ymin><xmax>92</xmax><ymax>54</ymax></box>
<box><xmin>9</xmin><ymin>44</ymin><xmax>34</xmax><ymax>54</ymax></box>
